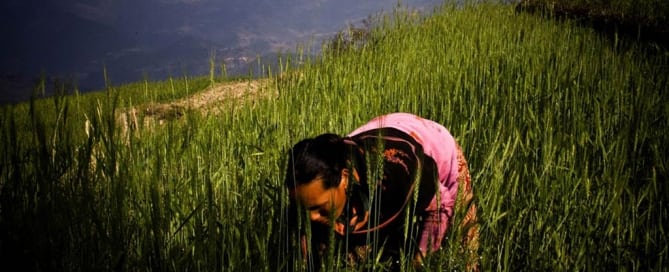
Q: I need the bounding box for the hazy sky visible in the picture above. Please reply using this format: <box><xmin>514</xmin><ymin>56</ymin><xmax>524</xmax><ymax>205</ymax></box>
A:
<box><xmin>0</xmin><ymin>0</ymin><xmax>443</xmax><ymax>104</ymax></box>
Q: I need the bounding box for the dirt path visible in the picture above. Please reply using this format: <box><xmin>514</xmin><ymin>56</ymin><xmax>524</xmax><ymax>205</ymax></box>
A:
<box><xmin>139</xmin><ymin>78</ymin><xmax>273</xmax><ymax>123</ymax></box>
<box><xmin>114</xmin><ymin>79</ymin><xmax>275</xmax><ymax>140</ymax></box>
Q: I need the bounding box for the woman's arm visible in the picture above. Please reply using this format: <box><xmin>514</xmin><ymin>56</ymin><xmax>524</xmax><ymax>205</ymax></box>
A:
<box><xmin>417</xmin><ymin>208</ymin><xmax>450</xmax><ymax>255</ymax></box>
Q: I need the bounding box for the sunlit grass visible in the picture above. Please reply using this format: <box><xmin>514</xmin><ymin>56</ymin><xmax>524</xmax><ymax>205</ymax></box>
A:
<box><xmin>1</xmin><ymin>1</ymin><xmax>668</xmax><ymax>271</ymax></box>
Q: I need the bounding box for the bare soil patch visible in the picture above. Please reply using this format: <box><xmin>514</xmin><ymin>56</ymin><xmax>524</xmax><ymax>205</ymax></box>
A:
<box><xmin>140</xmin><ymin>79</ymin><xmax>273</xmax><ymax>123</ymax></box>
<box><xmin>113</xmin><ymin>79</ymin><xmax>275</xmax><ymax>142</ymax></box>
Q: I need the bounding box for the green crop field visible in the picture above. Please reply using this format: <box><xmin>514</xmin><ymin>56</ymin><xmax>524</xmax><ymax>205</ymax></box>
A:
<box><xmin>1</xmin><ymin>1</ymin><xmax>668</xmax><ymax>271</ymax></box>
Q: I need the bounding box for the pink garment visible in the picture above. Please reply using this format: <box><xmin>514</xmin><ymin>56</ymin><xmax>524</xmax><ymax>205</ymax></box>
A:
<box><xmin>348</xmin><ymin>112</ymin><xmax>459</xmax><ymax>253</ymax></box>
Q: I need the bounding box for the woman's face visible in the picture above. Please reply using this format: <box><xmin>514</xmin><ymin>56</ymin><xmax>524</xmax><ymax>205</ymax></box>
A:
<box><xmin>293</xmin><ymin>172</ymin><xmax>348</xmax><ymax>226</ymax></box>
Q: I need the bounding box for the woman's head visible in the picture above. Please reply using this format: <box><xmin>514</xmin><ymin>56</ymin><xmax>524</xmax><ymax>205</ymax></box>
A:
<box><xmin>285</xmin><ymin>133</ymin><xmax>351</xmax><ymax>225</ymax></box>
<box><xmin>285</xmin><ymin>134</ymin><xmax>349</xmax><ymax>189</ymax></box>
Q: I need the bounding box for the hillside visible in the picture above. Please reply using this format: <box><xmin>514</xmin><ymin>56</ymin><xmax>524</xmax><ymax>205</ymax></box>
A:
<box><xmin>516</xmin><ymin>0</ymin><xmax>669</xmax><ymax>49</ymax></box>
<box><xmin>1</xmin><ymin>2</ymin><xmax>667</xmax><ymax>271</ymax></box>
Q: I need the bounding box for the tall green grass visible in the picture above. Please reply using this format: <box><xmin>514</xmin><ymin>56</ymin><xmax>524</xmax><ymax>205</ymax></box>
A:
<box><xmin>1</xmin><ymin>1</ymin><xmax>668</xmax><ymax>271</ymax></box>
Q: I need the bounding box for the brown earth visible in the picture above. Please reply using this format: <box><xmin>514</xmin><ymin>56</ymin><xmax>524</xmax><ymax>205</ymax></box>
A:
<box><xmin>113</xmin><ymin>79</ymin><xmax>275</xmax><ymax>142</ymax></box>
<box><xmin>137</xmin><ymin>79</ymin><xmax>273</xmax><ymax>122</ymax></box>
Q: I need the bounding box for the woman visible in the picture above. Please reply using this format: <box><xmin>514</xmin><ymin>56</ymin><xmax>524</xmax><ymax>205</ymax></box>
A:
<box><xmin>285</xmin><ymin>113</ymin><xmax>478</xmax><ymax>270</ymax></box>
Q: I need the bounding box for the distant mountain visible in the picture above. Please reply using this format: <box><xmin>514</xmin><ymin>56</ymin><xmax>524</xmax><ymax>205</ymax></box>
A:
<box><xmin>0</xmin><ymin>0</ymin><xmax>443</xmax><ymax>104</ymax></box>
<box><xmin>83</xmin><ymin>35</ymin><xmax>255</xmax><ymax>88</ymax></box>
<box><xmin>0</xmin><ymin>0</ymin><xmax>136</xmax><ymax>103</ymax></box>
<box><xmin>0</xmin><ymin>0</ymin><xmax>135</xmax><ymax>73</ymax></box>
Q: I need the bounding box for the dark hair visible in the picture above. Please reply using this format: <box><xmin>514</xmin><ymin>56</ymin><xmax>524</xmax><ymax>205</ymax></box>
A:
<box><xmin>285</xmin><ymin>133</ymin><xmax>350</xmax><ymax>190</ymax></box>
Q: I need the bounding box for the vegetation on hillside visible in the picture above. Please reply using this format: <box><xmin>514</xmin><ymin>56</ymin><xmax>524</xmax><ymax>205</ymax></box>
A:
<box><xmin>1</xmin><ymin>1</ymin><xmax>668</xmax><ymax>271</ymax></box>
<box><xmin>516</xmin><ymin>0</ymin><xmax>669</xmax><ymax>49</ymax></box>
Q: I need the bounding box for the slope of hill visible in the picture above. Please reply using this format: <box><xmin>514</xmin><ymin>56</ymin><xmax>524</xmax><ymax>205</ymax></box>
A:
<box><xmin>0</xmin><ymin>2</ymin><xmax>667</xmax><ymax>271</ymax></box>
